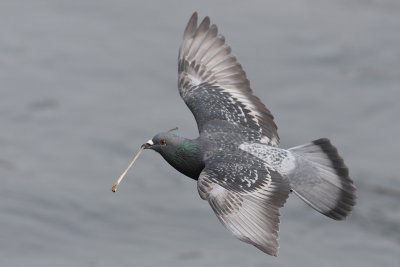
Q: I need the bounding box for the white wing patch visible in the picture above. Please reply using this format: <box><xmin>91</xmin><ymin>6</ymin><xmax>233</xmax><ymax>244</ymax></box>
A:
<box><xmin>186</xmin><ymin>73</ymin><xmax>203</xmax><ymax>86</ymax></box>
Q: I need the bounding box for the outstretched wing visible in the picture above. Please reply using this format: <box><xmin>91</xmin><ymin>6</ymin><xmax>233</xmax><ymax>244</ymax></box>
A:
<box><xmin>178</xmin><ymin>12</ymin><xmax>279</xmax><ymax>146</ymax></box>
<box><xmin>197</xmin><ymin>157</ymin><xmax>290</xmax><ymax>256</ymax></box>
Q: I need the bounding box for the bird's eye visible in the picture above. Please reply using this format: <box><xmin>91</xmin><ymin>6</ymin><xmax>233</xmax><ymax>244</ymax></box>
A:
<box><xmin>159</xmin><ymin>139</ymin><xmax>167</xmax><ymax>146</ymax></box>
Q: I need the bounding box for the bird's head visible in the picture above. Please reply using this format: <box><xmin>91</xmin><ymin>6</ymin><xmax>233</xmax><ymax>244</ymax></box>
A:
<box><xmin>111</xmin><ymin>128</ymin><xmax>182</xmax><ymax>192</ymax></box>
<box><xmin>143</xmin><ymin>130</ymin><xmax>203</xmax><ymax>179</ymax></box>
<box><xmin>111</xmin><ymin>127</ymin><xmax>202</xmax><ymax>192</ymax></box>
<box><xmin>142</xmin><ymin>131</ymin><xmax>182</xmax><ymax>154</ymax></box>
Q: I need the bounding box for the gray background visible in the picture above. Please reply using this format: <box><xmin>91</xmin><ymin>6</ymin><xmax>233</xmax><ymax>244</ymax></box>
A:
<box><xmin>1</xmin><ymin>0</ymin><xmax>399</xmax><ymax>266</ymax></box>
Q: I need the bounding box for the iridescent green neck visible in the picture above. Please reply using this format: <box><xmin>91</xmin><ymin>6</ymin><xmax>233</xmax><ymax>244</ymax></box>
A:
<box><xmin>176</xmin><ymin>140</ymin><xmax>199</xmax><ymax>157</ymax></box>
<box><xmin>166</xmin><ymin>139</ymin><xmax>204</xmax><ymax>180</ymax></box>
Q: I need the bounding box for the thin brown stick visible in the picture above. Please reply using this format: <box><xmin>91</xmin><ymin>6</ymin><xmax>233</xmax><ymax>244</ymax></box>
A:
<box><xmin>112</xmin><ymin>146</ymin><xmax>145</xmax><ymax>192</ymax></box>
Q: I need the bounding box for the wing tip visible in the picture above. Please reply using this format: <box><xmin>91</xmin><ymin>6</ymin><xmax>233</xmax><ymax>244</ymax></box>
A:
<box><xmin>254</xmin><ymin>242</ymin><xmax>279</xmax><ymax>256</ymax></box>
<box><xmin>183</xmin><ymin>12</ymin><xmax>198</xmax><ymax>38</ymax></box>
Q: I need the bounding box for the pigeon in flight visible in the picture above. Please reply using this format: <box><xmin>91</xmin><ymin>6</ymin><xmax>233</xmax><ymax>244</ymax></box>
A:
<box><xmin>112</xmin><ymin>12</ymin><xmax>356</xmax><ymax>256</ymax></box>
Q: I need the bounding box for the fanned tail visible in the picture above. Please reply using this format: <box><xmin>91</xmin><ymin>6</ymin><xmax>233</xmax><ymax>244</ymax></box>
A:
<box><xmin>289</xmin><ymin>138</ymin><xmax>356</xmax><ymax>220</ymax></box>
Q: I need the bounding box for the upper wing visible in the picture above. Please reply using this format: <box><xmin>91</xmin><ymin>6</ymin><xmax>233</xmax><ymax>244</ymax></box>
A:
<box><xmin>197</xmin><ymin>158</ymin><xmax>290</xmax><ymax>256</ymax></box>
<box><xmin>178</xmin><ymin>12</ymin><xmax>279</xmax><ymax>146</ymax></box>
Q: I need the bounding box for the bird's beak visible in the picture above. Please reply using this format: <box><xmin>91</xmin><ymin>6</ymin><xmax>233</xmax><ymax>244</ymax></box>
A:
<box><xmin>142</xmin><ymin>139</ymin><xmax>154</xmax><ymax>149</ymax></box>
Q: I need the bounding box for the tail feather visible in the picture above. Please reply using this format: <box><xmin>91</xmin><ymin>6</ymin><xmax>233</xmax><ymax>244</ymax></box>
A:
<box><xmin>289</xmin><ymin>138</ymin><xmax>356</xmax><ymax>220</ymax></box>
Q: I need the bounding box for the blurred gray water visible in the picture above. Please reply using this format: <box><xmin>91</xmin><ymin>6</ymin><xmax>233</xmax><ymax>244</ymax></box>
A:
<box><xmin>1</xmin><ymin>0</ymin><xmax>400</xmax><ymax>266</ymax></box>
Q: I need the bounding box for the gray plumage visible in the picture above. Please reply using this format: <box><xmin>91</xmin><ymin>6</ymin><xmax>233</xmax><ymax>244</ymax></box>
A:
<box><xmin>178</xmin><ymin>13</ymin><xmax>279</xmax><ymax>145</ymax></box>
<box><xmin>142</xmin><ymin>12</ymin><xmax>356</xmax><ymax>256</ymax></box>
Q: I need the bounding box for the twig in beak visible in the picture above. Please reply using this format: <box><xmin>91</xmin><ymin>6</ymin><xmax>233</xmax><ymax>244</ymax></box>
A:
<box><xmin>112</xmin><ymin>146</ymin><xmax>145</xmax><ymax>192</ymax></box>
